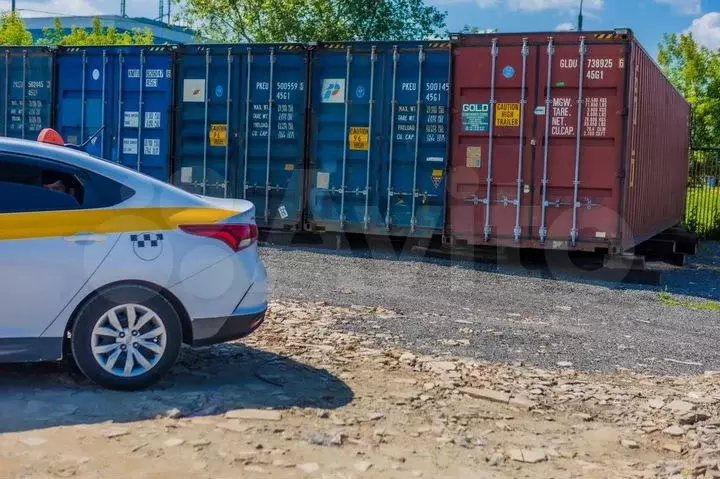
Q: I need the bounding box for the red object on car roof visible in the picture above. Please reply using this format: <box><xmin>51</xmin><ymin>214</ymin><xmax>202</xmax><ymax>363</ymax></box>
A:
<box><xmin>37</xmin><ymin>128</ymin><xmax>65</xmax><ymax>146</ymax></box>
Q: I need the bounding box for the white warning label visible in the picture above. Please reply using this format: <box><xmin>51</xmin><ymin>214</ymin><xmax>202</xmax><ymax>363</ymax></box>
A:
<box><xmin>144</xmin><ymin>139</ymin><xmax>160</xmax><ymax>156</ymax></box>
<box><xmin>144</xmin><ymin>112</ymin><xmax>161</xmax><ymax>128</ymax></box>
<box><xmin>123</xmin><ymin>138</ymin><xmax>138</xmax><ymax>155</ymax></box>
<box><xmin>124</xmin><ymin>111</ymin><xmax>139</xmax><ymax>128</ymax></box>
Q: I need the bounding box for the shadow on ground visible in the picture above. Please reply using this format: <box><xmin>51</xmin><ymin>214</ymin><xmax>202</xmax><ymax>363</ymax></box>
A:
<box><xmin>0</xmin><ymin>343</ymin><xmax>353</xmax><ymax>434</ymax></box>
<box><xmin>261</xmin><ymin>231</ymin><xmax>720</xmax><ymax>302</ymax></box>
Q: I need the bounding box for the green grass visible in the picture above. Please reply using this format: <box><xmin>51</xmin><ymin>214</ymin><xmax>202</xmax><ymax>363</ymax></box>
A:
<box><xmin>658</xmin><ymin>290</ymin><xmax>720</xmax><ymax>313</ymax></box>
<box><xmin>685</xmin><ymin>187</ymin><xmax>720</xmax><ymax>238</ymax></box>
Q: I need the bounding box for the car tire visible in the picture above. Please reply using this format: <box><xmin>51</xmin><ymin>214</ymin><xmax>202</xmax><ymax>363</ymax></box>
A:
<box><xmin>70</xmin><ymin>283</ymin><xmax>183</xmax><ymax>391</ymax></box>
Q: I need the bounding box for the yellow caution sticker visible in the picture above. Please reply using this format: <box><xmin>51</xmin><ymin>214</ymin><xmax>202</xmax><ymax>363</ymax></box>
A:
<box><xmin>431</xmin><ymin>170</ymin><xmax>444</xmax><ymax>189</ymax></box>
<box><xmin>466</xmin><ymin>146</ymin><xmax>482</xmax><ymax>168</ymax></box>
<box><xmin>349</xmin><ymin>127</ymin><xmax>369</xmax><ymax>151</ymax></box>
<box><xmin>495</xmin><ymin>103</ymin><xmax>521</xmax><ymax>127</ymax></box>
<box><xmin>285</xmin><ymin>163</ymin><xmax>295</xmax><ymax>171</ymax></box>
<box><xmin>210</xmin><ymin>124</ymin><xmax>228</xmax><ymax>147</ymax></box>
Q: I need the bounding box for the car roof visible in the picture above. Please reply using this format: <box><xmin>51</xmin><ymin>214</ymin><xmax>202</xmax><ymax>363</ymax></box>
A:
<box><xmin>0</xmin><ymin>136</ymin><xmax>138</xmax><ymax>175</ymax></box>
<box><xmin>0</xmin><ymin>136</ymin><xmax>206</xmax><ymax>206</ymax></box>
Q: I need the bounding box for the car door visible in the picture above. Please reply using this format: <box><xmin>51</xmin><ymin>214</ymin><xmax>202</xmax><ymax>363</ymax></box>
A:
<box><xmin>0</xmin><ymin>154</ymin><xmax>126</xmax><ymax>345</ymax></box>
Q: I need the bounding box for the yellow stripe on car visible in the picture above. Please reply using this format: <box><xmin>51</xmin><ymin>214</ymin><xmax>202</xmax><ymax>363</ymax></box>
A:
<box><xmin>0</xmin><ymin>207</ymin><xmax>239</xmax><ymax>241</ymax></box>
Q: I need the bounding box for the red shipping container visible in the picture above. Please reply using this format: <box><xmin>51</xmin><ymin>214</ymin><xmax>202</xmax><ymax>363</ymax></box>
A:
<box><xmin>448</xmin><ymin>30</ymin><xmax>691</xmax><ymax>254</ymax></box>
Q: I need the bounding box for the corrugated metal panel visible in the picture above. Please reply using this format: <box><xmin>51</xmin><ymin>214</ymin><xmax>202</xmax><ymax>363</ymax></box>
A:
<box><xmin>448</xmin><ymin>31</ymin><xmax>689</xmax><ymax>253</ymax></box>
<box><xmin>55</xmin><ymin>46</ymin><xmax>174</xmax><ymax>182</ymax></box>
<box><xmin>0</xmin><ymin>48</ymin><xmax>54</xmax><ymax>140</ymax></box>
<box><xmin>306</xmin><ymin>42</ymin><xmax>451</xmax><ymax>237</ymax></box>
<box><xmin>172</xmin><ymin>44</ymin><xmax>308</xmax><ymax>230</ymax></box>
<box><xmin>622</xmin><ymin>40</ymin><xmax>691</xmax><ymax>249</ymax></box>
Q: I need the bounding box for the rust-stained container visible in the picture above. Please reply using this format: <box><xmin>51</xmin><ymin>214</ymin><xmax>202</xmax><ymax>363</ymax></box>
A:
<box><xmin>448</xmin><ymin>30</ymin><xmax>691</xmax><ymax>254</ymax></box>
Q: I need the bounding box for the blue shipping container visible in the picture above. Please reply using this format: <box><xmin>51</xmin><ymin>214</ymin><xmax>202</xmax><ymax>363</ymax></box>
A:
<box><xmin>55</xmin><ymin>46</ymin><xmax>174</xmax><ymax>182</ymax></box>
<box><xmin>172</xmin><ymin>44</ymin><xmax>308</xmax><ymax>230</ymax></box>
<box><xmin>0</xmin><ymin>48</ymin><xmax>54</xmax><ymax>139</ymax></box>
<box><xmin>305</xmin><ymin>42</ymin><xmax>451</xmax><ymax>237</ymax></box>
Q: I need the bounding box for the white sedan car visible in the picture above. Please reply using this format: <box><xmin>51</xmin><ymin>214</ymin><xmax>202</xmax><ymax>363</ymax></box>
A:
<box><xmin>0</xmin><ymin>131</ymin><xmax>268</xmax><ymax>390</ymax></box>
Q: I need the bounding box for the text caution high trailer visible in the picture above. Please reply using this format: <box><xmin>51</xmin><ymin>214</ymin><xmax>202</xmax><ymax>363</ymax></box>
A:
<box><xmin>304</xmin><ymin>41</ymin><xmax>451</xmax><ymax>238</ymax></box>
<box><xmin>448</xmin><ymin>30</ymin><xmax>691</xmax><ymax>254</ymax></box>
<box><xmin>54</xmin><ymin>46</ymin><xmax>175</xmax><ymax>182</ymax></box>
<box><xmin>171</xmin><ymin>44</ymin><xmax>309</xmax><ymax>231</ymax></box>
<box><xmin>0</xmin><ymin>48</ymin><xmax>54</xmax><ymax>139</ymax></box>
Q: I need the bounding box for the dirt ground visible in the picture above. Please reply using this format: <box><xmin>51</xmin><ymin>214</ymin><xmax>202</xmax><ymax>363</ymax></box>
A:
<box><xmin>1</xmin><ymin>301</ymin><xmax>720</xmax><ymax>479</ymax></box>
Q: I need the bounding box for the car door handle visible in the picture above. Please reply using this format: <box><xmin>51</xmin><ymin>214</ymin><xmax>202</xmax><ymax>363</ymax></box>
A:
<box><xmin>64</xmin><ymin>233</ymin><xmax>107</xmax><ymax>244</ymax></box>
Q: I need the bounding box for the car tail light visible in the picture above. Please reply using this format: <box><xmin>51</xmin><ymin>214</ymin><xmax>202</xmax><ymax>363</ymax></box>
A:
<box><xmin>179</xmin><ymin>224</ymin><xmax>258</xmax><ymax>252</ymax></box>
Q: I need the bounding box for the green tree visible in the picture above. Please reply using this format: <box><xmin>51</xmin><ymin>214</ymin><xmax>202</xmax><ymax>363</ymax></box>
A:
<box><xmin>0</xmin><ymin>11</ymin><xmax>33</xmax><ymax>46</ymax></box>
<box><xmin>37</xmin><ymin>17</ymin><xmax>154</xmax><ymax>46</ymax></box>
<box><xmin>658</xmin><ymin>32</ymin><xmax>720</xmax><ymax>147</ymax></box>
<box><xmin>177</xmin><ymin>0</ymin><xmax>447</xmax><ymax>43</ymax></box>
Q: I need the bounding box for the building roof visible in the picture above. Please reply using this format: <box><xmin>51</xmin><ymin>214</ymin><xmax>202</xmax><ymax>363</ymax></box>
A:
<box><xmin>23</xmin><ymin>15</ymin><xmax>202</xmax><ymax>44</ymax></box>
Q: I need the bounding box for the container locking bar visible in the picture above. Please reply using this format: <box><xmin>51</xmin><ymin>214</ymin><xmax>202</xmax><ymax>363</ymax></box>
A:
<box><xmin>385</xmin><ymin>46</ymin><xmax>400</xmax><ymax>231</ymax></box>
<box><xmin>21</xmin><ymin>50</ymin><xmax>27</xmax><ymax>140</ymax></box>
<box><xmin>117</xmin><ymin>52</ymin><xmax>124</xmax><ymax>164</ymax></box>
<box><xmin>100</xmin><ymin>50</ymin><xmax>107</xmax><ymax>158</ymax></box>
<box><xmin>410</xmin><ymin>46</ymin><xmax>425</xmax><ymax>234</ymax></box>
<box><xmin>223</xmin><ymin>47</ymin><xmax>233</xmax><ymax>198</ymax></box>
<box><xmin>513</xmin><ymin>38</ymin><xmax>529</xmax><ymax>242</ymax></box>
<box><xmin>242</xmin><ymin>47</ymin><xmax>253</xmax><ymax>200</ymax></box>
<box><xmin>339</xmin><ymin>46</ymin><xmax>352</xmax><ymax>229</ymax></box>
<box><xmin>80</xmin><ymin>50</ymin><xmax>86</xmax><ymax>144</ymax></box>
<box><xmin>264</xmin><ymin>47</ymin><xmax>276</xmax><ymax>223</ymax></box>
<box><xmin>137</xmin><ymin>49</ymin><xmax>145</xmax><ymax>173</ymax></box>
<box><xmin>362</xmin><ymin>46</ymin><xmax>377</xmax><ymax>231</ymax></box>
<box><xmin>201</xmin><ymin>49</ymin><xmax>210</xmax><ymax>195</ymax></box>
<box><xmin>539</xmin><ymin>37</ymin><xmax>555</xmax><ymax>244</ymax></box>
<box><xmin>570</xmin><ymin>37</ymin><xmax>587</xmax><ymax>246</ymax></box>
<box><xmin>3</xmin><ymin>52</ymin><xmax>8</xmax><ymax>137</ymax></box>
<box><xmin>483</xmin><ymin>39</ymin><xmax>499</xmax><ymax>242</ymax></box>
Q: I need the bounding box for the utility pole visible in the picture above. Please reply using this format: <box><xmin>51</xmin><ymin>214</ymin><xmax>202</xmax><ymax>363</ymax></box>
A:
<box><xmin>120</xmin><ymin>0</ymin><xmax>126</xmax><ymax>17</ymax></box>
<box><xmin>578</xmin><ymin>0</ymin><xmax>584</xmax><ymax>32</ymax></box>
<box><xmin>11</xmin><ymin>0</ymin><xmax>15</xmax><ymax>13</ymax></box>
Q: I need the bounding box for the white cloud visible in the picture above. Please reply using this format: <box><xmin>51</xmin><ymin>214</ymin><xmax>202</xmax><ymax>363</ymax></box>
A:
<box><xmin>429</xmin><ymin>0</ymin><xmax>603</xmax><ymax>11</ymax></box>
<box><xmin>507</xmin><ymin>0</ymin><xmax>603</xmax><ymax>12</ymax></box>
<box><xmin>556</xmin><ymin>22</ymin><xmax>575</xmax><ymax>31</ymax></box>
<box><xmin>687</xmin><ymin>12</ymin><xmax>720</xmax><ymax>50</ymax></box>
<box><xmin>0</xmin><ymin>0</ymin><xmax>164</xmax><ymax>19</ymax></box>
<box><xmin>654</xmin><ymin>0</ymin><xmax>701</xmax><ymax>15</ymax></box>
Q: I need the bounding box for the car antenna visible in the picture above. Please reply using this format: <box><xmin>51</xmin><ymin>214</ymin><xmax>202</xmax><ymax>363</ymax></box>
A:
<box><xmin>64</xmin><ymin>125</ymin><xmax>105</xmax><ymax>151</ymax></box>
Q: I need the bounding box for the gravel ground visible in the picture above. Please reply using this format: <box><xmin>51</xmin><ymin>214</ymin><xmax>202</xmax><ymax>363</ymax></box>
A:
<box><xmin>261</xmin><ymin>239</ymin><xmax>720</xmax><ymax>377</ymax></box>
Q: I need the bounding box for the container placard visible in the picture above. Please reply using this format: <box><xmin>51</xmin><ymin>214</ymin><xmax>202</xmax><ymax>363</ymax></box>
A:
<box><xmin>349</xmin><ymin>127</ymin><xmax>369</xmax><ymax>151</ymax></box>
<box><xmin>466</xmin><ymin>146</ymin><xmax>482</xmax><ymax>168</ymax></box>
<box><xmin>210</xmin><ymin>124</ymin><xmax>228</xmax><ymax>147</ymax></box>
<box><xmin>183</xmin><ymin>79</ymin><xmax>206</xmax><ymax>103</ymax></box>
<box><xmin>462</xmin><ymin>104</ymin><xmax>489</xmax><ymax>133</ymax></box>
<box><xmin>495</xmin><ymin>103</ymin><xmax>520</xmax><ymax>127</ymax></box>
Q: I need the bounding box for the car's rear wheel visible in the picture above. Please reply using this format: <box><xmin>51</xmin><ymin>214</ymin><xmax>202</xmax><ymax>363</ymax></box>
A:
<box><xmin>71</xmin><ymin>284</ymin><xmax>182</xmax><ymax>391</ymax></box>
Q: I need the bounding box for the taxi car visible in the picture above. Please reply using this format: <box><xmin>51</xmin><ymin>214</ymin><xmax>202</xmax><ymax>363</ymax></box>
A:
<box><xmin>0</xmin><ymin>130</ymin><xmax>268</xmax><ymax>390</ymax></box>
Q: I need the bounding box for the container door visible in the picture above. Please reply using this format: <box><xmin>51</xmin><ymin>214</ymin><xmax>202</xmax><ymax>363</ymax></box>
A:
<box><xmin>56</xmin><ymin>49</ymin><xmax>114</xmax><ymax>159</ymax></box>
<box><xmin>307</xmin><ymin>44</ymin><xmax>385</xmax><ymax>234</ymax></box>
<box><xmin>450</xmin><ymin>38</ymin><xmax>539</xmax><ymax>245</ymax></box>
<box><xmin>383</xmin><ymin>44</ymin><xmax>450</xmax><ymax>237</ymax></box>
<box><xmin>116</xmin><ymin>49</ymin><xmax>173</xmax><ymax>182</ymax></box>
<box><xmin>241</xmin><ymin>45</ymin><xmax>308</xmax><ymax>230</ymax></box>
<box><xmin>534</xmin><ymin>38</ymin><xmax>628</xmax><ymax>248</ymax></box>
<box><xmin>174</xmin><ymin>47</ymin><xmax>240</xmax><ymax>198</ymax></box>
<box><xmin>0</xmin><ymin>49</ymin><xmax>54</xmax><ymax>140</ymax></box>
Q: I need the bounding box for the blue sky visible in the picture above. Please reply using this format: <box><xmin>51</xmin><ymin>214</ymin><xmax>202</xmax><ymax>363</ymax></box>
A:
<box><xmin>430</xmin><ymin>0</ymin><xmax>720</xmax><ymax>57</ymax></box>
<box><xmin>5</xmin><ymin>0</ymin><xmax>720</xmax><ymax>58</ymax></box>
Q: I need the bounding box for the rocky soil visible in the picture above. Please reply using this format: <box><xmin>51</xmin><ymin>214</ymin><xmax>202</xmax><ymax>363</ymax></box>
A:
<box><xmin>2</xmin><ymin>301</ymin><xmax>720</xmax><ymax>479</ymax></box>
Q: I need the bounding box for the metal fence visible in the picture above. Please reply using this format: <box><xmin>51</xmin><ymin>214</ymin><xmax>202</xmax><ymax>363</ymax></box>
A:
<box><xmin>685</xmin><ymin>148</ymin><xmax>720</xmax><ymax>239</ymax></box>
